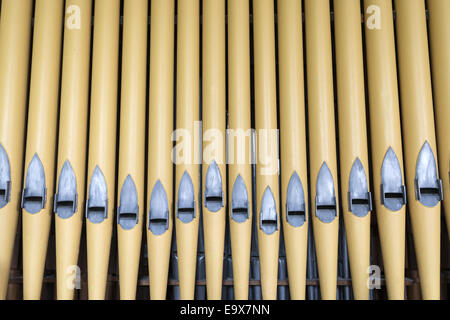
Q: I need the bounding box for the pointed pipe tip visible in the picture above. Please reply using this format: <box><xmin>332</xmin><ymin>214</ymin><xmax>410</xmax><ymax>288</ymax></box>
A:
<box><xmin>315</xmin><ymin>162</ymin><xmax>337</xmax><ymax>223</ymax></box>
<box><xmin>86</xmin><ymin>166</ymin><xmax>108</xmax><ymax>224</ymax></box>
<box><xmin>204</xmin><ymin>160</ymin><xmax>224</xmax><ymax>213</ymax></box>
<box><xmin>259</xmin><ymin>187</ymin><xmax>278</xmax><ymax>235</ymax></box>
<box><xmin>0</xmin><ymin>144</ymin><xmax>11</xmax><ymax>208</ymax></box>
<box><xmin>148</xmin><ymin>180</ymin><xmax>170</xmax><ymax>235</ymax></box>
<box><xmin>22</xmin><ymin>154</ymin><xmax>47</xmax><ymax>214</ymax></box>
<box><xmin>231</xmin><ymin>174</ymin><xmax>249</xmax><ymax>223</ymax></box>
<box><xmin>177</xmin><ymin>171</ymin><xmax>196</xmax><ymax>224</ymax></box>
<box><xmin>118</xmin><ymin>175</ymin><xmax>139</xmax><ymax>230</ymax></box>
<box><xmin>286</xmin><ymin>172</ymin><xmax>306</xmax><ymax>227</ymax></box>
<box><xmin>348</xmin><ymin>158</ymin><xmax>372</xmax><ymax>217</ymax></box>
<box><xmin>415</xmin><ymin>141</ymin><xmax>443</xmax><ymax>207</ymax></box>
<box><xmin>54</xmin><ymin>160</ymin><xmax>78</xmax><ymax>219</ymax></box>
<box><xmin>381</xmin><ymin>147</ymin><xmax>407</xmax><ymax>211</ymax></box>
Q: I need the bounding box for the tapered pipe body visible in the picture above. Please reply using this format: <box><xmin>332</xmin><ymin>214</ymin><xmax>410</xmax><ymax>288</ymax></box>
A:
<box><xmin>363</xmin><ymin>0</ymin><xmax>406</xmax><ymax>300</ymax></box>
<box><xmin>147</xmin><ymin>0</ymin><xmax>174</xmax><ymax>301</ymax></box>
<box><xmin>117</xmin><ymin>0</ymin><xmax>147</xmax><ymax>300</ymax></box>
<box><xmin>202</xmin><ymin>0</ymin><xmax>226</xmax><ymax>300</ymax></box>
<box><xmin>174</xmin><ymin>0</ymin><xmax>200</xmax><ymax>300</ymax></box>
<box><xmin>0</xmin><ymin>0</ymin><xmax>33</xmax><ymax>299</ymax></box>
<box><xmin>395</xmin><ymin>0</ymin><xmax>442</xmax><ymax>300</ymax></box>
<box><xmin>428</xmin><ymin>0</ymin><xmax>450</xmax><ymax>241</ymax></box>
<box><xmin>334</xmin><ymin>0</ymin><xmax>371</xmax><ymax>300</ymax></box>
<box><xmin>277</xmin><ymin>0</ymin><xmax>308</xmax><ymax>300</ymax></box>
<box><xmin>86</xmin><ymin>0</ymin><xmax>120</xmax><ymax>300</ymax></box>
<box><xmin>55</xmin><ymin>0</ymin><xmax>92</xmax><ymax>300</ymax></box>
<box><xmin>252</xmin><ymin>0</ymin><xmax>280</xmax><ymax>300</ymax></box>
<box><xmin>305</xmin><ymin>0</ymin><xmax>339</xmax><ymax>300</ymax></box>
<box><xmin>227</xmin><ymin>0</ymin><xmax>253</xmax><ymax>300</ymax></box>
<box><xmin>22</xmin><ymin>0</ymin><xmax>64</xmax><ymax>300</ymax></box>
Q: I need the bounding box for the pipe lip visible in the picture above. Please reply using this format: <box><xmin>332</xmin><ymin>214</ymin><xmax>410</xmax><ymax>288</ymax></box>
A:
<box><xmin>414</xmin><ymin>141</ymin><xmax>443</xmax><ymax>207</ymax></box>
<box><xmin>259</xmin><ymin>186</ymin><xmax>278</xmax><ymax>235</ymax></box>
<box><xmin>286</xmin><ymin>171</ymin><xmax>307</xmax><ymax>227</ymax></box>
<box><xmin>22</xmin><ymin>153</ymin><xmax>47</xmax><ymax>214</ymax></box>
<box><xmin>85</xmin><ymin>166</ymin><xmax>108</xmax><ymax>224</ymax></box>
<box><xmin>176</xmin><ymin>171</ymin><xmax>196</xmax><ymax>224</ymax></box>
<box><xmin>0</xmin><ymin>144</ymin><xmax>11</xmax><ymax>209</ymax></box>
<box><xmin>54</xmin><ymin>160</ymin><xmax>78</xmax><ymax>219</ymax></box>
<box><xmin>315</xmin><ymin>162</ymin><xmax>337</xmax><ymax>223</ymax></box>
<box><xmin>204</xmin><ymin>160</ymin><xmax>224</xmax><ymax>213</ymax></box>
<box><xmin>148</xmin><ymin>180</ymin><xmax>170</xmax><ymax>236</ymax></box>
<box><xmin>117</xmin><ymin>175</ymin><xmax>139</xmax><ymax>230</ymax></box>
<box><xmin>231</xmin><ymin>174</ymin><xmax>250</xmax><ymax>223</ymax></box>
<box><xmin>380</xmin><ymin>147</ymin><xmax>407</xmax><ymax>211</ymax></box>
<box><xmin>348</xmin><ymin>158</ymin><xmax>372</xmax><ymax>217</ymax></box>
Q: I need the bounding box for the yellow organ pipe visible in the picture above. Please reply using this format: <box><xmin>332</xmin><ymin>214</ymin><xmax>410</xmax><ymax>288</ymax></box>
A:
<box><xmin>334</xmin><ymin>0</ymin><xmax>371</xmax><ymax>300</ymax></box>
<box><xmin>21</xmin><ymin>0</ymin><xmax>64</xmax><ymax>300</ymax></box>
<box><xmin>277</xmin><ymin>0</ymin><xmax>308</xmax><ymax>300</ymax></box>
<box><xmin>85</xmin><ymin>0</ymin><xmax>120</xmax><ymax>300</ymax></box>
<box><xmin>428</xmin><ymin>0</ymin><xmax>450</xmax><ymax>242</ymax></box>
<box><xmin>147</xmin><ymin>0</ymin><xmax>174</xmax><ymax>300</ymax></box>
<box><xmin>363</xmin><ymin>0</ymin><xmax>406</xmax><ymax>300</ymax></box>
<box><xmin>304</xmin><ymin>0</ymin><xmax>340</xmax><ymax>300</ymax></box>
<box><xmin>202</xmin><ymin>0</ymin><xmax>226</xmax><ymax>300</ymax></box>
<box><xmin>175</xmin><ymin>0</ymin><xmax>200</xmax><ymax>300</ymax></box>
<box><xmin>227</xmin><ymin>0</ymin><xmax>253</xmax><ymax>300</ymax></box>
<box><xmin>0</xmin><ymin>0</ymin><xmax>33</xmax><ymax>300</ymax></box>
<box><xmin>55</xmin><ymin>0</ymin><xmax>92</xmax><ymax>300</ymax></box>
<box><xmin>116</xmin><ymin>0</ymin><xmax>147</xmax><ymax>300</ymax></box>
<box><xmin>252</xmin><ymin>0</ymin><xmax>280</xmax><ymax>300</ymax></box>
<box><xmin>394</xmin><ymin>0</ymin><xmax>442</xmax><ymax>300</ymax></box>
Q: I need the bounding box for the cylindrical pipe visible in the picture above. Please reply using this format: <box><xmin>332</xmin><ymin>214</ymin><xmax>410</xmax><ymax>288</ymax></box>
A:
<box><xmin>174</xmin><ymin>0</ymin><xmax>200</xmax><ymax>300</ymax></box>
<box><xmin>22</xmin><ymin>0</ymin><xmax>64</xmax><ymax>300</ymax></box>
<box><xmin>428</xmin><ymin>0</ymin><xmax>450</xmax><ymax>242</ymax></box>
<box><xmin>334</xmin><ymin>0</ymin><xmax>371</xmax><ymax>300</ymax></box>
<box><xmin>252</xmin><ymin>0</ymin><xmax>280</xmax><ymax>300</ymax></box>
<box><xmin>147</xmin><ymin>0</ymin><xmax>175</xmax><ymax>301</ymax></box>
<box><xmin>0</xmin><ymin>0</ymin><xmax>33</xmax><ymax>300</ymax></box>
<box><xmin>55</xmin><ymin>0</ymin><xmax>92</xmax><ymax>300</ymax></box>
<box><xmin>363</xmin><ymin>0</ymin><xmax>406</xmax><ymax>300</ymax></box>
<box><xmin>394</xmin><ymin>0</ymin><xmax>441</xmax><ymax>300</ymax></box>
<box><xmin>304</xmin><ymin>0</ymin><xmax>340</xmax><ymax>300</ymax></box>
<box><xmin>117</xmin><ymin>0</ymin><xmax>147</xmax><ymax>300</ymax></box>
<box><xmin>277</xmin><ymin>0</ymin><xmax>308</xmax><ymax>300</ymax></box>
<box><xmin>202</xmin><ymin>0</ymin><xmax>226</xmax><ymax>300</ymax></box>
<box><xmin>85</xmin><ymin>0</ymin><xmax>120</xmax><ymax>300</ymax></box>
<box><xmin>227</xmin><ymin>0</ymin><xmax>253</xmax><ymax>300</ymax></box>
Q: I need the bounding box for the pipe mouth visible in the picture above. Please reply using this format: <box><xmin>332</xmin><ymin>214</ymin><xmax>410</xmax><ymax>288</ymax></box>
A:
<box><xmin>231</xmin><ymin>175</ymin><xmax>249</xmax><ymax>223</ymax></box>
<box><xmin>381</xmin><ymin>147</ymin><xmax>407</xmax><ymax>211</ymax></box>
<box><xmin>315</xmin><ymin>162</ymin><xmax>337</xmax><ymax>223</ymax></box>
<box><xmin>0</xmin><ymin>144</ymin><xmax>11</xmax><ymax>209</ymax></box>
<box><xmin>286</xmin><ymin>171</ymin><xmax>306</xmax><ymax>227</ymax></box>
<box><xmin>22</xmin><ymin>194</ymin><xmax>46</xmax><ymax>214</ymax></box>
<box><xmin>259</xmin><ymin>186</ymin><xmax>278</xmax><ymax>235</ymax></box>
<box><xmin>148</xmin><ymin>180</ymin><xmax>170</xmax><ymax>235</ymax></box>
<box><xmin>86</xmin><ymin>204</ymin><xmax>108</xmax><ymax>224</ymax></box>
<box><xmin>204</xmin><ymin>160</ymin><xmax>224</xmax><ymax>212</ymax></box>
<box><xmin>177</xmin><ymin>171</ymin><xmax>196</xmax><ymax>223</ymax></box>
<box><xmin>54</xmin><ymin>198</ymin><xmax>77</xmax><ymax>219</ymax></box>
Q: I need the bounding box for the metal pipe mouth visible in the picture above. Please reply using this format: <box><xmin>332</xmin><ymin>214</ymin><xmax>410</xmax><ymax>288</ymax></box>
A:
<box><xmin>381</xmin><ymin>147</ymin><xmax>407</xmax><ymax>211</ymax></box>
<box><xmin>148</xmin><ymin>180</ymin><xmax>170</xmax><ymax>235</ymax></box>
<box><xmin>86</xmin><ymin>205</ymin><xmax>108</xmax><ymax>223</ymax></box>
<box><xmin>286</xmin><ymin>171</ymin><xmax>306</xmax><ymax>227</ymax></box>
<box><xmin>204</xmin><ymin>160</ymin><xmax>224</xmax><ymax>212</ymax></box>
<box><xmin>54</xmin><ymin>199</ymin><xmax>77</xmax><ymax>219</ymax></box>
<box><xmin>414</xmin><ymin>141</ymin><xmax>443</xmax><ymax>207</ymax></box>
<box><xmin>177</xmin><ymin>171</ymin><xmax>196</xmax><ymax>223</ymax></box>
<box><xmin>231</xmin><ymin>174</ymin><xmax>249</xmax><ymax>223</ymax></box>
<box><xmin>259</xmin><ymin>186</ymin><xmax>278</xmax><ymax>234</ymax></box>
